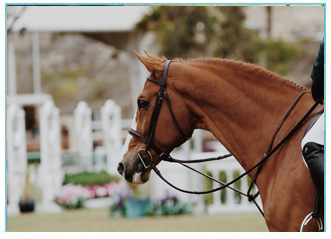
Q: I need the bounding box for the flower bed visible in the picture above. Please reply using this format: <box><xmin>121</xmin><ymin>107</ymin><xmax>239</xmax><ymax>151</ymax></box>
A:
<box><xmin>56</xmin><ymin>177</ymin><xmax>128</xmax><ymax>209</ymax></box>
<box><xmin>109</xmin><ymin>189</ymin><xmax>191</xmax><ymax>218</ymax></box>
<box><xmin>56</xmin><ymin>184</ymin><xmax>91</xmax><ymax>209</ymax></box>
<box><xmin>83</xmin><ymin>181</ymin><xmax>126</xmax><ymax>198</ymax></box>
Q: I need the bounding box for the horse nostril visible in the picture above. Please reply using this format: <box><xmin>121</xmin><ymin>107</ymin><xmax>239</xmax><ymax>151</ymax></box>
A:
<box><xmin>117</xmin><ymin>162</ymin><xmax>125</xmax><ymax>176</ymax></box>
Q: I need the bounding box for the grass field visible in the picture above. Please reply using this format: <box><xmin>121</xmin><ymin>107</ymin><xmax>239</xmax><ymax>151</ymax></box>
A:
<box><xmin>7</xmin><ymin>208</ymin><xmax>268</xmax><ymax>232</ymax></box>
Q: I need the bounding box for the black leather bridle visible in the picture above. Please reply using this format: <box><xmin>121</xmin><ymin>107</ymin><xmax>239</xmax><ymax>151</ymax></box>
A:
<box><xmin>129</xmin><ymin>60</ymin><xmax>192</xmax><ymax>167</ymax></box>
<box><xmin>127</xmin><ymin>58</ymin><xmax>321</xmax><ymax>220</ymax></box>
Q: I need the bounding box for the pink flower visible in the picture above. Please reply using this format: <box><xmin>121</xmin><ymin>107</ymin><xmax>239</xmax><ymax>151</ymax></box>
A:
<box><xmin>57</xmin><ymin>184</ymin><xmax>91</xmax><ymax>206</ymax></box>
<box><xmin>106</xmin><ymin>182</ymin><xmax>119</xmax><ymax>196</ymax></box>
<box><xmin>96</xmin><ymin>186</ymin><xmax>107</xmax><ymax>197</ymax></box>
<box><xmin>84</xmin><ymin>185</ymin><xmax>95</xmax><ymax>198</ymax></box>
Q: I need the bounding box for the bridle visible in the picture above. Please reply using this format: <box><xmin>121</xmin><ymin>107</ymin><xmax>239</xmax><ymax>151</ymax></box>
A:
<box><xmin>129</xmin><ymin>60</ymin><xmax>191</xmax><ymax>166</ymax></box>
<box><xmin>128</xmin><ymin>59</ymin><xmax>321</xmax><ymax>221</ymax></box>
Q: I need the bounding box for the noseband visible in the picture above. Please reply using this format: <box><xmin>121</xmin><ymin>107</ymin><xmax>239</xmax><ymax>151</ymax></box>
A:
<box><xmin>129</xmin><ymin>60</ymin><xmax>191</xmax><ymax>168</ymax></box>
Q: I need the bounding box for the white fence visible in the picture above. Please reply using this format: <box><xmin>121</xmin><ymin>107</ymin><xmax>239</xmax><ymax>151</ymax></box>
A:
<box><xmin>37</xmin><ymin>100</ymin><xmax>63</xmax><ymax>214</ymax></box>
<box><xmin>7</xmin><ymin>103</ymin><xmax>27</xmax><ymax>216</ymax></box>
<box><xmin>7</xmin><ymin>98</ymin><xmax>263</xmax><ymax>216</ymax></box>
<box><xmin>100</xmin><ymin>99</ymin><xmax>122</xmax><ymax>175</ymax></box>
<box><xmin>63</xmin><ymin>100</ymin><xmax>123</xmax><ymax>175</ymax></box>
<box><xmin>73</xmin><ymin>101</ymin><xmax>93</xmax><ymax>170</ymax></box>
<box><xmin>149</xmin><ymin>130</ymin><xmax>205</xmax><ymax>214</ymax></box>
<box><xmin>150</xmin><ymin>137</ymin><xmax>263</xmax><ymax>215</ymax></box>
<box><xmin>203</xmin><ymin>155</ymin><xmax>262</xmax><ymax>214</ymax></box>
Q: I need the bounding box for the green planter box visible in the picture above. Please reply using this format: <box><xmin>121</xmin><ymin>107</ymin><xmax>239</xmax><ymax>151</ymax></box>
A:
<box><xmin>125</xmin><ymin>198</ymin><xmax>150</xmax><ymax>218</ymax></box>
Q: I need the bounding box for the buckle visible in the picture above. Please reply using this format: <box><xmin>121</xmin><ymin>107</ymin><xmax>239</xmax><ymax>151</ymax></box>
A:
<box><xmin>137</xmin><ymin>149</ymin><xmax>152</xmax><ymax>169</ymax></box>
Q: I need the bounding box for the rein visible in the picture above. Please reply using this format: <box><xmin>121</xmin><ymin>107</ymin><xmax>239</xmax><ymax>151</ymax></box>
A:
<box><xmin>129</xmin><ymin>60</ymin><xmax>320</xmax><ymax>217</ymax></box>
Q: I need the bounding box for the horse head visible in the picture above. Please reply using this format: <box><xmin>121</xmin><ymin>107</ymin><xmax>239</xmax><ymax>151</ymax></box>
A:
<box><xmin>118</xmin><ymin>51</ymin><xmax>194</xmax><ymax>184</ymax></box>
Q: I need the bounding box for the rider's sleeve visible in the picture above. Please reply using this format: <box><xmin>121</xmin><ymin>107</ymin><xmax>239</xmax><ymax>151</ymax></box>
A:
<box><xmin>310</xmin><ymin>39</ymin><xmax>324</xmax><ymax>103</ymax></box>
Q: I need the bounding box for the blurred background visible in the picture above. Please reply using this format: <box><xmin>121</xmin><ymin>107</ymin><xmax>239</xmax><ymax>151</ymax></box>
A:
<box><xmin>6</xmin><ymin>5</ymin><xmax>324</xmax><ymax>232</ymax></box>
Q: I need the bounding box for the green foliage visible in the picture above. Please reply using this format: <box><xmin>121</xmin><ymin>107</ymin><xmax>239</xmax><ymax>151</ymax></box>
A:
<box><xmin>213</xmin><ymin>6</ymin><xmax>262</xmax><ymax>63</ymax></box>
<box><xmin>233</xmin><ymin>170</ymin><xmax>241</xmax><ymax>203</ymax></box>
<box><xmin>60</xmin><ymin>198</ymin><xmax>84</xmax><ymax>210</ymax></box>
<box><xmin>203</xmin><ymin>168</ymin><xmax>213</xmax><ymax>205</ymax></box>
<box><xmin>203</xmin><ymin>169</ymin><xmax>228</xmax><ymax>205</ymax></box>
<box><xmin>261</xmin><ymin>39</ymin><xmax>302</xmax><ymax>75</ymax></box>
<box><xmin>204</xmin><ymin>169</ymin><xmax>247</xmax><ymax>205</ymax></box>
<box><xmin>109</xmin><ymin>201</ymin><xmax>126</xmax><ymax>218</ymax></box>
<box><xmin>146</xmin><ymin>196</ymin><xmax>191</xmax><ymax>216</ymax></box>
<box><xmin>136</xmin><ymin>6</ymin><xmax>301</xmax><ymax>76</ymax></box>
<box><xmin>63</xmin><ymin>170</ymin><xmax>120</xmax><ymax>186</ymax></box>
<box><xmin>219</xmin><ymin>171</ymin><xmax>227</xmax><ymax>203</ymax></box>
<box><xmin>136</xmin><ymin>6</ymin><xmax>221</xmax><ymax>59</ymax></box>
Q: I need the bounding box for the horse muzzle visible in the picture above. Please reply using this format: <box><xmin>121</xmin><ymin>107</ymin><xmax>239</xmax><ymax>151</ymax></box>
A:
<box><xmin>117</xmin><ymin>151</ymin><xmax>152</xmax><ymax>184</ymax></box>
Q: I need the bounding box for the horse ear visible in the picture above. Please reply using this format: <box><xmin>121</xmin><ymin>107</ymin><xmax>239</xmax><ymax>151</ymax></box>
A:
<box><xmin>144</xmin><ymin>51</ymin><xmax>168</xmax><ymax>62</ymax></box>
<box><xmin>134</xmin><ymin>50</ymin><xmax>167</xmax><ymax>79</ymax></box>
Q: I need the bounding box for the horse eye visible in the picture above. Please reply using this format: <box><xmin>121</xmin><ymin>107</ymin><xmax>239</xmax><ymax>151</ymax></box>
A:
<box><xmin>138</xmin><ymin>100</ymin><xmax>149</xmax><ymax>109</ymax></box>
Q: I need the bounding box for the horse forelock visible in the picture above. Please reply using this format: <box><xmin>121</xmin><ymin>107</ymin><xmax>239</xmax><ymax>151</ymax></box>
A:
<box><xmin>172</xmin><ymin>57</ymin><xmax>306</xmax><ymax>91</ymax></box>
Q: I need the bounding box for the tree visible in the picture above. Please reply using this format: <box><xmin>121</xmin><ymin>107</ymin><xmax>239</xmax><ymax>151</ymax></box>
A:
<box><xmin>136</xmin><ymin>6</ymin><xmax>221</xmax><ymax>59</ymax></box>
<box><xmin>136</xmin><ymin>6</ymin><xmax>301</xmax><ymax>75</ymax></box>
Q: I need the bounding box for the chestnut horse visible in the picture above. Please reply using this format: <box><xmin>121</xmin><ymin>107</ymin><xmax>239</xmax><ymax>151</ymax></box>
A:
<box><xmin>118</xmin><ymin>51</ymin><xmax>324</xmax><ymax>231</ymax></box>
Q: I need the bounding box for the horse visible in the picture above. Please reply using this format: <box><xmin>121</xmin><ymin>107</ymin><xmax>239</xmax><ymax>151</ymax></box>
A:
<box><xmin>118</xmin><ymin>50</ymin><xmax>324</xmax><ymax>232</ymax></box>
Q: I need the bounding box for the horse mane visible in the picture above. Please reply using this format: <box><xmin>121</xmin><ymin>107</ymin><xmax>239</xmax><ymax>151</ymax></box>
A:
<box><xmin>173</xmin><ymin>57</ymin><xmax>306</xmax><ymax>91</ymax></box>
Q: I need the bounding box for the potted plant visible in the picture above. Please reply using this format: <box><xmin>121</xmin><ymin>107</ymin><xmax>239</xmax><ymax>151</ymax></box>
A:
<box><xmin>19</xmin><ymin>169</ymin><xmax>35</xmax><ymax>213</ymax></box>
<box><xmin>124</xmin><ymin>183</ymin><xmax>150</xmax><ymax>218</ymax></box>
<box><xmin>109</xmin><ymin>181</ymin><xmax>150</xmax><ymax>218</ymax></box>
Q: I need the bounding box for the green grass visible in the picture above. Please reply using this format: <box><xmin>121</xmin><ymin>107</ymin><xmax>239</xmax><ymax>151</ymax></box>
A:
<box><xmin>7</xmin><ymin>208</ymin><xmax>268</xmax><ymax>232</ymax></box>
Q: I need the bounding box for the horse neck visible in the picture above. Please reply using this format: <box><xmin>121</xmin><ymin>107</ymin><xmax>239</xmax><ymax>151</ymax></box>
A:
<box><xmin>171</xmin><ymin>59</ymin><xmax>306</xmax><ymax>172</ymax></box>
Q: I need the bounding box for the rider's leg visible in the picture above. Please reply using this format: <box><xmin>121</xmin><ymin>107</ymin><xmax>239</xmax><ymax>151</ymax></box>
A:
<box><xmin>301</xmin><ymin>113</ymin><xmax>324</xmax><ymax>199</ymax></box>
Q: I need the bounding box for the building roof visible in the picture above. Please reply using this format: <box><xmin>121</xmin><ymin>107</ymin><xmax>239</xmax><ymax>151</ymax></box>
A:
<box><xmin>10</xmin><ymin>6</ymin><xmax>152</xmax><ymax>33</ymax></box>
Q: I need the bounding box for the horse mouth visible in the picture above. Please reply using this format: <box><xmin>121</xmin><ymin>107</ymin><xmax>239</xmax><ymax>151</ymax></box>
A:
<box><xmin>132</xmin><ymin>161</ymin><xmax>150</xmax><ymax>184</ymax></box>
